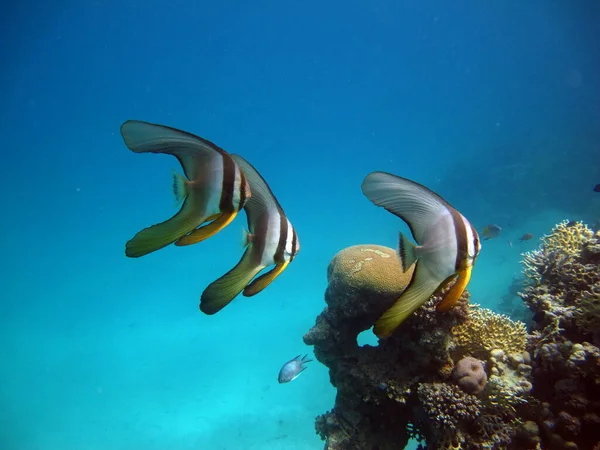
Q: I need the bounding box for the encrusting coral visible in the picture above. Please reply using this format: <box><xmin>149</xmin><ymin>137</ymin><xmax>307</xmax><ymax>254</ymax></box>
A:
<box><xmin>305</xmin><ymin>220</ymin><xmax>600</xmax><ymax>449</ymax></box>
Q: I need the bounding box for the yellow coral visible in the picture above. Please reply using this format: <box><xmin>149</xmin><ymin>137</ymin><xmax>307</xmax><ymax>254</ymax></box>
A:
<box><xmin>541</xmin><ymin>220</ymin><xmax>594</xmax><ymax>256</ymax></box>
<box><xmin>451</xmin><ymin>304</ymin><xmax>527</xmax><ymax>359</ymax></box>
<box><xmin>522</xmin><ymin>220</ymin><xmax>594</xmax><ymax>283</ymax></box>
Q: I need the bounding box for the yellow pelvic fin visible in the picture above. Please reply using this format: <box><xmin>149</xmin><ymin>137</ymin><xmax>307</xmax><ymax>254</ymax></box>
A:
<box><xmin>373</xmin><ymin>263</ymin><xmax>441</xmax><ymax>338</ymax></box>
<box><xmin>243</xmin><ymin>261</ymin><xmax>289</xmax><ymax>297</ymax></box>
<box><xmin>436</xmin><ymin>265</ymin><xmax>472</xmax><ymax>312</ymax></box>
<box><xmin>175</xmin><ymin>210</ymin><xmax>237</xmax><ymax>246</ymax></box>
<box><xmin>200</xmin><ymin>248</ymin><xmax>265</xmax><ymax>315</ymax></box>
<box><xmin>125</xmin><ymin>194</ymin><xmax>206</xmax><ymax>258</ymax></box>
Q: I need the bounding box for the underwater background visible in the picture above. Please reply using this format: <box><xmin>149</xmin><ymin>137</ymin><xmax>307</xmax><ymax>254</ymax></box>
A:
<box><xmin>1</xmin><ymin>1</ymin><xmax>600</xmax><ymax>449</ymax></box>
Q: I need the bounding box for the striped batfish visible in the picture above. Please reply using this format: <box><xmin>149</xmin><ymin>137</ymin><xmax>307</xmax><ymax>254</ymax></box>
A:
<box><xmin>361</xmin><ymin>171</ymin><xmax>481</xmax><ymax>338</ymax></box>
<box><xmin>199</xmin><ymin>154</ymin><xmax>300</xmax><ymax>314</ymax></box>
<box><xmin>120</xmin><ymin>120</ymin><xmax>250</xmax><ymax>258</ymax></box>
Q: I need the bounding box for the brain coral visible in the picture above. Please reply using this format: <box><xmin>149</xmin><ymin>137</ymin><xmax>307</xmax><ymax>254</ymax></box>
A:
<box><xmin>304</xmin><ymin>245</ymin><xmax>415</xmax><ymax>360</ymax></box>
<box><xmin>451</xmin><ymin>304</ymin><xmax>527</xmax><ymax>359</ymax></box>
<box><xmin>326</xmin><ymin>244</ymin><xmax>414</xmax><ymax>298</ymax></box>
<box><xmin>452</xmin><ymin>356</ymin><xmax>487</xmax><ymax>395</ymax></box>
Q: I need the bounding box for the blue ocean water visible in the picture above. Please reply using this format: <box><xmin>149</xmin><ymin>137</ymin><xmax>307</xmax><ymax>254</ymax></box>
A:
<box><xmin>1</xmin><ymin>1</ymin><xmax>599</xmax><ymax>449</ymax></box>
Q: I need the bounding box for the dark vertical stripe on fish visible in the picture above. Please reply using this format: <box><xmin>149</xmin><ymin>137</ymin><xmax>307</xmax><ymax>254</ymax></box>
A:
<box><xmin>470</xmin><ymin>222</ymin><xmax>480</xmax><ymax>256</ymax></box>
<box><xmin>450</xmin><ymin>209</ymin><xmax>468</xmax><ymax>271</ymax></box>
<box><xmin>274</xmin><ymin>209</ymin><xmax>288</xmax><ymax>262</ymax></box>
<box><xmin>219</xmin><ymin>155</ymin><xmax>235</xmax><ymax>211</ymax></box>
<box><xmin>239</xmin><ymin>170</ymin><xmax>248</xmax><ymax>210</ymax></box>
<box><xmin>252</xmin><ymin>213</ymin><xmax>270</xmax><ymax>264</ymax></box>
<box><xmin>291</xmin><ymin>227</ymin><xmax>298</xmax><ymax>260</ymax></box>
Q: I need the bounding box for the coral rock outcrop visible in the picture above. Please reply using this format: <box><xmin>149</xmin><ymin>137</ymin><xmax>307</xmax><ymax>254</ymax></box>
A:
<box><xmin>306</xmin><ymin>245</ymin><xmax>531</xmax><ymax>449</ymax></box>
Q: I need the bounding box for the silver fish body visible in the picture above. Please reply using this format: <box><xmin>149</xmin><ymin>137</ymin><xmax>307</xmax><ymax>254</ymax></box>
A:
<box><xmin>199</xmin><ymin>154</ymin><xmax>300</xmax><ymax>315</ymax></box>
<box><xmin>278</xmin><ymin>354</ymin><xmax>312</xmax><ymax>383</ymax></box>
<box><xmin>361</xmin><ymin>171</ymin><xmax>481</xmax><ymax>338</ymax></box>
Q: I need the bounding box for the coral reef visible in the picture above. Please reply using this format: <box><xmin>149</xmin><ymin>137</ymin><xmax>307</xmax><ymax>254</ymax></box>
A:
<box><xmin>519</xmin><ymin>220</ymin><xmax>600</xmax><ymax>449</ymax></box>
<box><xmin>305</xmin><ymin>221</ymin><xmax>600</xmax><ymax>449</ymax></box>
<box><xmin>308</xmin><ymin>244</ymin><xmax>415</xmax><ymax>364</ymax></box>
<box><xmin>305</xmin><ymin>245</ymin><xmax>533</xmax><ymax>449</ymax></box>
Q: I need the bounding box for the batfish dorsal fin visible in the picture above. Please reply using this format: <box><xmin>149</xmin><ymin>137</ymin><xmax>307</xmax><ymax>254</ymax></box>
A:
<box><xmin>120</xmin><ymin>120</ymin><xmax>228</xmax><ymax>181</ymax></box>
<box><xmin>361</xmin><ymin>171</ymin><xmax>455</xmax><ymax>244</ymax></box>
<box><xmin>231</xmin><ymin>154</ymin><xmax>283</xmax><ymax>228</ymax></box>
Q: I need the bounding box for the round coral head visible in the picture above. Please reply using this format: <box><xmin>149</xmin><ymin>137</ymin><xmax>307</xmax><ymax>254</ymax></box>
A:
<box><xmin>451</xmin><ymin>356</ymin><xmax>487</xmax><ymax>395</ymax></box>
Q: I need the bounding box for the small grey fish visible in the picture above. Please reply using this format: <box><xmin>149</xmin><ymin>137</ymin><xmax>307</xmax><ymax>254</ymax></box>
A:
<box><xmin>481</xmin><ymin>224</ymin><xmax>502</xmax><ymax>240</ymax></box>
<box><xmin>278</xmin><ymin>354</ymin><xmax>312</xmax><ymax>383</ymax></box>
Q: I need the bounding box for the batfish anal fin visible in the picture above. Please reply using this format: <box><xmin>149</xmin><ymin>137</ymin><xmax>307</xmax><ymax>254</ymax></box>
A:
<box><xmin>373</xmin><ymin>262</ymin><xmax>442</xmax><ymax>338</ymax></box>
<box><xmin>200</xmin><ymin>247</ymin><xmax>265</xmax><ymax>315</ymax></box>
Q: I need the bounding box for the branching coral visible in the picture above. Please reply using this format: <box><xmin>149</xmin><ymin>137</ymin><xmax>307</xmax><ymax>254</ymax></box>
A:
<box><xmin>573</xmin><ymin>285</ymin><xmax>600</xmax><ymax>341</ymax></box>
<box><xmin>522</xmin><ymin>220</ymin><xmax>594</xmax><ymax>285</ymax></box>
<box><xmin>450</xmin><ymin>304</ymin><xmax>527</xmax><ymax>360</ymax></box>
<box><xmin>520</xmin><ymin>220</ymin><xmax>600</xmax><ymax>345</ymax></box>
<box><xmin>519</xmin><ymin>220</ymin><xmax>600</xmax><ymax>449</ymax></box>
<box><xmin>486</xmin><ymin>375</ymin><xmax>529</xmax><ymax>414</ymax></box>
<box><xmin>416</xmin><ymin>382</ymin><xmax>481</xmax><ymax>433</ymax></box>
